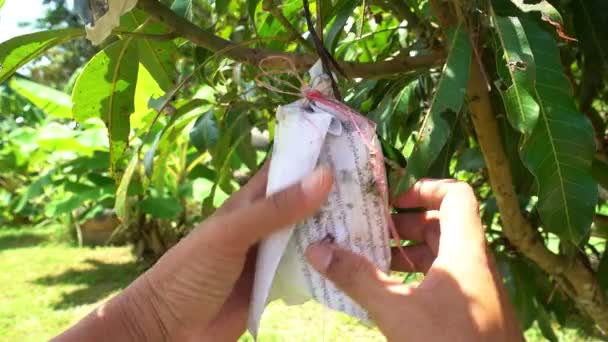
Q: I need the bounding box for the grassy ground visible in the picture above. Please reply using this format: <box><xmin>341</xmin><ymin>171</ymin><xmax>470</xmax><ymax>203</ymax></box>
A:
<box><xmin>0</xmin><ymin>225</ymin><xmax>598</xmax><ymax>341</ymax></box>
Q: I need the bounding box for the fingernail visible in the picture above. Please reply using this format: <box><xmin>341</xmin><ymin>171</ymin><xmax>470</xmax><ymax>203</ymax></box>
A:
<box><xmin>301</xmin><ymin>167</ymin><xmax>330</xmax><ymax>195</ymax></box>
<box><xmin>306</xmin><ymin>243</ymin><xmax>333</xmax><ymax>272</ymax></box>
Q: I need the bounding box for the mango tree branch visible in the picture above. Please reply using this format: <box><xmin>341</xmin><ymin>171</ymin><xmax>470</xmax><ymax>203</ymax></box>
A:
<box><xmin>138</xmin><ymin>0</ymin><xmax>444</xmax><ymax>78</ymax></box>
<box><xmin>429</xmin><ymin>0</ymin><xmax>608</xmax><ymax>332</ymax></box>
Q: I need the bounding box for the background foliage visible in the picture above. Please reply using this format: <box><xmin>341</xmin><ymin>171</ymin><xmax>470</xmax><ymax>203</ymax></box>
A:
<box><xmin>1</xmin><ymin>0</ymin><xmax>608</xmax><ymax>339</ymax></box>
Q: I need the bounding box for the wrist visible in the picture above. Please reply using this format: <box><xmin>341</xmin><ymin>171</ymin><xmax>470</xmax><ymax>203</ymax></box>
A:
<box><xmin>52</xmin><ymin>273</ymin><xmax>175</xmax><ymax>342</ymax></box>
<box><xmin>116</xmin><ymin>274</ymin><xmax>181</xmax><ymax>341</ymax></box>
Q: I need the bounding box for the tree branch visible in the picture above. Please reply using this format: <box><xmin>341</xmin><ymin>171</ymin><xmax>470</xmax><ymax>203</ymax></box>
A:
<box><xmin>138</xmin><ymin>0</ymin><xmax>444</xmax><ymax>79</ymax></box>
<box><xmin>429</xmin><ymin>0</ymin><xmax>608</xmax><ymax>332</ymax></box>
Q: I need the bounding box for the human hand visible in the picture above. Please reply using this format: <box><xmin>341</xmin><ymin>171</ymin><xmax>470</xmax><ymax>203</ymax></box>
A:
<box><xmin>305</xmin><ymin>179</ymin><xmax>523</xmax><ymax>342</ymax></box>
<box><xmin>54</xmin><ymin>165</ymin><xmax>333</xmax><ymax>342</ymax></box>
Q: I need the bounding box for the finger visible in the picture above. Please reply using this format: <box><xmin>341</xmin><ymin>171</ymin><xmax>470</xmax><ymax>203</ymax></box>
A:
<box><xmin>390</xmin><ymin>245</ymin><xmax>434</xmax><ymax>273</ymax></box>
<box><xmin>392</xmin><ymin>211</ymin><xmax>440</xmax><ymax>252</ymax></box>
<box><xmin>306</xmin><ymin>243</ymin><xmax>406</xmax><ymax>318</ymax></box>
<box><xmin>205</xmin><ymin>166</ymin><xmax>333</xmax><ymax>249</ymax></box>
<box><xmin>436</xmin><ymin>182</ymin><xmax>485</xmax><ymax>261</ymax></box>
<box><xmin>392</xmin><ymin>178</ymin><xmax>459</xmax><ymax>210</ymax></box>
<box><xmin>216</xmin><ymin>161</ymin><xmax>271</xmax><ymax>214</ymax></box>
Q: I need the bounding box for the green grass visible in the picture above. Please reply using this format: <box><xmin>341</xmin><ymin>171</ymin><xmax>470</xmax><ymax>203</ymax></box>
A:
<box><xmin>0</xmin><ymin>225</ymin><xmax>598</xmax><ymax>341</ymax></box>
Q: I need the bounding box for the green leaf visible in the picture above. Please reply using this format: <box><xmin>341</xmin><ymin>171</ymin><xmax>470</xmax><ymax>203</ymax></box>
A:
<box><xmin>115</xmin><ymin>153</ymin><xmax>139</xmax><ymax>222</ymax></box>
<box><xmin>496</xmin><ymin>254</ymin><xmax>537</xmax><ymax>330</ymax></box>
<box><xmin>509</xmin><ymin>0</ymin><xmax>562</xmax><ymax>25</ymax></box>
<box><xmin>592</xmin><ymin>157</ymin><xmax>608</xmax><ymax>191</ymax></box>
<box><xmin>72</xmin><ymin>38</ymin><xmax>139</xmax><ymax>175</ymax></box>
<box><xmin>217</xmin><ymin>0</ymin><xmax>230</xmax><ymax>16</ymax></box>
<box><xmin>395</xmin><ymin>23</ymin><xmax>471</xmax><ymax>195</ymax></box>
<box><xmin>15</xmin><ymin>172</ymin><xmax>53</xmax><ymax>213</ymax></box>
<box><xmin>536</xmin><ymin>303</ymin><xmax>558</xmax><ymax>342</ymax></box>
<box><xmin>152</xmin><ymin>103</ymin><xmax>207</xmax><ymax>190</ymax></box>
<box><xmin>0</xmin><ymin>28</ymin><xmax>84</xmax><ymax>83</ymax></box>
<box><xmin>123</xmin><ymin>11</ymin><xmax>177</xmax><ymax>91</ymax></box>
<box><xmin>10</xmin><ymin>78</ymin><xmax>72</xmax><ymax>118</ymax></box>
<box><xmin>190</xmin><ymin>111</ymin><xmax>220</xmax><ymax>152</ymax></box>
<box><xmin>571</xmin><ymin>0</ymin><xmax>608</xmax><ymax>111</ymax></box>
<box><xmin>519</xmin><ymin>19</ymin><xmax>597</xmax><ymax>243</ymax></box>
<box><xmin>491</xmin><ymin>12</ymin><xmax>539</xmax><ymax>133</ymax></box>
<box><xmin>325</xmin><ymin>0</ymin><xmax>359</xmax><ymax>52</ymax></box>
<box><xmin>144</xmin><ymin>131</ymin><xmax>163</xmax><ymax>178</ymax></box>
<box><xmin>171</xmin><ymin>0</ymin><xmax>193</xmax><ymax>20</ymax></box>
<box><xmin>456</xmin><ymin>147</ymin><xmax>485</xmax><ymax>172</ymax></box>
<box><xmin>138</xmin><ymin>197</ymin><xmax>183</xmax><ymax>220</ymax></box>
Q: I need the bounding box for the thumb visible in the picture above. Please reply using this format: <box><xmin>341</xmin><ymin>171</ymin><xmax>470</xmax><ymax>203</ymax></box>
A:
<box><xmin>306</xmin><ymin>243</ymin><xmax>405</xmax><ymax>318</ymax></box>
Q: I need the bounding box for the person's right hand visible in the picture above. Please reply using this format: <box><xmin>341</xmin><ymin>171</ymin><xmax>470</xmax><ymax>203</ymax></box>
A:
<box><xmin>305</xmin><ymin>179</ymin><xmax>523</xmax><ymax>341</ymax></box>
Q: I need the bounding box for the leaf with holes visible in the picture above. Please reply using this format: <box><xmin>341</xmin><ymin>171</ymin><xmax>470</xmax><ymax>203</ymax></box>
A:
<box><xmin>72</xmin><ymin>39</ymin><xmax>139</xmax><ymax>175</ymax></box>
<box><xmin>519</xmin><ymin>18</ymin><xmax>597</xmax><ymax>243</ymax></box>
<box><xmin>122</xmin><ymin>10</ymin><xmax>177</xmax><ymax>91</ymax></box>
<box><xmin>395</xmin><ymin>23</ymin><xmax>471</xmax><ymax>195</ymax></box>
<box><xmin>509</xmin><ymin>0</ymin><xmax>575</xmax><ymax>41</ymax></box>
<box><xmin>491</xmin><ymin>11</ymin><xmax>539</xmax><ymax>134</ymax></box>
<box><xmin>0</xmin><ymin>28</ymin><xmax>84</xmax><ymax>83</ymax></box>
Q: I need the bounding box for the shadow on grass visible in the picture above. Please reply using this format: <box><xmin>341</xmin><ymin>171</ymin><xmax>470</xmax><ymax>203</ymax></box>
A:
<box><xmin>34</xmin><ymin>259</ymin><xmax>142</xmax><ymax>310</ymax></box>
<box><xmin>0</xmin><ymin>233</ymin><xmax>47</xmax><ymax>250</ymax></box>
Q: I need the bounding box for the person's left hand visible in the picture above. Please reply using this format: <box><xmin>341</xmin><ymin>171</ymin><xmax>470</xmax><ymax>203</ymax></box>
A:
<box><xmin>54</xmin><ymin>165</ymin><xmax>333</xmax><ymax>342</ymax></box>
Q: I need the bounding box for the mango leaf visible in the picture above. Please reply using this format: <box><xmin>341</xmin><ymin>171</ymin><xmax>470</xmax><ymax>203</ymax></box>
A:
<box><xmin>115</xmin><ymin>153</ymin><xmax>139</xmax><ymax>222</ymax></box>
<box><xmin>190</xmin><ymin>111</ymin><xmax>220</xmax><ymax>152</ymax></box>
<box><xmin>72</xmin><ymin>38</ymin><xmax>139</xmax><ymax>175</ymax></box>
<box><xmin>592</xmin><ymin>157</ymin><xmax>608</xmax><ymax>191</ymax></box>
<box><xmin>138</xmin><ymin>197</ymin><xmax>183</xmax><ymax>219</ymax></box>
<box><xmin>325</xmin><ymin>0</ymin><xmax>359</xmax><ymax>52</ymax></box>
<box><xmin>456</xmin><ymin>147</ymin><xmax>485</xmax><ymax>172</ymax></box>
<box><xmin>0</xmin><ymin>28</ymin><xmax>84</xmax><ymax>83</ymax></box>
<box><xmin>491</xmin><ymin>11</ymin><xmax>539</xmax><ymax>133</ymax></box>
<box><xmin>509</xmin><ymin>0</ymin><xmax>562</xmax><ymax>23</ymax></box>
<box><xmin>152</xmin><ymin>104</ymin><xmax>207</xmax><ymax>191</ymax></box>
<box><xmin>520</xmin><ymin>19</ymin><xmax>597</xmax><ymax>243</ymax></box>
<box><xmin>171</xmin><ymin>0</ymin><xmax>193</xmax><ymax>20</ymax></box>
<box><xmin>536</xmin><ymin>302</ymin><xmax>558</xmax><ymax>342</ymax></box>
<box><xmin>144</xmin><ymin>131</ymin><xmax>162</xmax><ymax>177</ymax></box>
<box><xmin>14</xmin><ymin>171</ymin><xmax>53</xmax><ymax>213</ymax></box>
<box><xmin>123</xmin><ymin>11</ymin><xmax>177</xmax><ymax>91</ymax></box>
<box><xmin>496</xmin><ymin>254</ymin><xmax>537</xmax><ymax>330</ymax></box>
<box><xmin>10</xmin><ymin>78</ymin><xmax>72</xmax><ymax>118</ymax></box>
<box><xmin>570</xmin><ymin>0</ymin><xmax>608</xmax><ymax>110</ymax></box>
<box><xmin>395</xmin><ymin>23</ymin><xmax>471</xmax><ymax>195</ymax></box>
<box><xmin>509</xmin><ymin>0</ymin><xmax>575</xmax><ymax>41</ymax></box>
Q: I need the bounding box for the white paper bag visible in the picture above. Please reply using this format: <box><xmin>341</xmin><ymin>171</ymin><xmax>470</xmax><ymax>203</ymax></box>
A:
<box><xmin>248</xmin><ymin>65</ymin><xmax>392</xmax><ymax>337</ymax></box>
<box><xmin>76</xmin><ymin>0</ymin><xmax>138</xmax><ymax>45</ymax></box>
